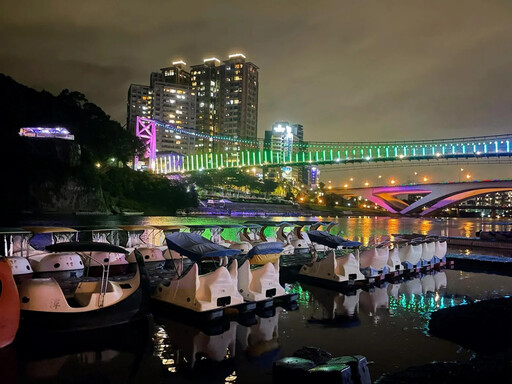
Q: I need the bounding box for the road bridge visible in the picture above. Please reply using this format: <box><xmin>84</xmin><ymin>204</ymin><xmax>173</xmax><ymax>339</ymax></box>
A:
<box><xmin>333</xmin><ymin>180</ymin><xmax>512</xmax><ymax>216</ymax></box>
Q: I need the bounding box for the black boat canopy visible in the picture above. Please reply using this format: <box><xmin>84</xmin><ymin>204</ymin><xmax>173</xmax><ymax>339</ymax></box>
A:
<box><xmin>165</xmin><ymin>232</ymin><xmax>241</xmax><ymax>261</ymax></box>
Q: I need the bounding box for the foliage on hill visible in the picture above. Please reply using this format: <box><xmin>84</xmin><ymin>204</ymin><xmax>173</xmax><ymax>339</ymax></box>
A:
<box><xmin>0</xmin><ymin>73</ymin><xmax>196</xmax><ymax>217</ymax></box>
<box><xmin>188</xmin><ymin>169</ymin><xmax>278</xmax><ymax>195</ymax></box>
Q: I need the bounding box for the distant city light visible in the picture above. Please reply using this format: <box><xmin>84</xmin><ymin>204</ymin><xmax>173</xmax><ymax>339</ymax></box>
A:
<box><xmin>228</xmin><ymin>53</ymin><xmax>246</xmax><ymax>59</ymax></box>
<box><xmin>19</xmin><ymin>127</ymin><xmax>74</xmax><ymax>140</ymax></box>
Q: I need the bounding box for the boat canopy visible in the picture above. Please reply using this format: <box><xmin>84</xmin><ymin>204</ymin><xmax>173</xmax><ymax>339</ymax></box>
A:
<box><xmin>151</xmin><ymin>225</ymin><xmax>185</xmax><ymax>231</ymax></box>
<box><xmin>218</xmin><ymin>224</ymin><xmax>246</xmax><ymax>229</ymax></box>
<box><xmin>165</xmin><ymin>232</ymin><xmax>241</xmax><ymax>261</ymax></box>
<box><xmin>46</xmin><ymin>242</ymin><xmax>130</xmax><ymax>254</ymax></box>
<box><xmin>246</xmin><ymin>242</ymin><xmax>284</xmax><ymax>259</ymax></box>
<box><xmin>307</xmin><ymin>230</ymin><xmax>362</xmax><ymax>248</ymax></box>
<box><xmin>72</xmin><ymin>226</ymin><xmax>120</xmax><ymax>232</ymax></box>
<box><xmin>23</xmin><ymin>226</ymin><xmax>77</xmax><ymax>234</ymax></box>
<box><xmin>117</xmin><ymin>225</ymin><xmax>153</xmax><ymax>232</ymax></box>
<box><xmin>0</xmin><ymin>228</ymin><xmax>32</xmax><ymax>235</ymax></box>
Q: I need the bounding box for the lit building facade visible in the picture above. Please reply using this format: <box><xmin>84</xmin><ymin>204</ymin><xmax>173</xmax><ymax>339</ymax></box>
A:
<box><xmin>218</xmin><ymin>54</ymin><xmax>259</xmax><ymax>150</ymax></box>
<box><xmin>128</xmin><ymin>54</ymin><xmax>258</xmax><ymax>156</ymax></box>
<box><xmin>127</xmin><ymin>84</ymin><xmax>152</xmax><ymax>133</ymax></box>
<box><xmin>190</xmin><ymin>58</ymin><xmax>221</xmax><ymax>153</ymax></box>
<box><xmin>151</xmin><ymin>81</ymin><xmax>196</xmax><ymax>154</ymax></box>
<box><xmin>128</xmin><ymin>61</ymin><xmax>196</xmax><ymax>155</ymax></box>
<box><xmin>263</xmin><ymin>121</ymin><xmax>307</xmax><ymax>184</ymax></box>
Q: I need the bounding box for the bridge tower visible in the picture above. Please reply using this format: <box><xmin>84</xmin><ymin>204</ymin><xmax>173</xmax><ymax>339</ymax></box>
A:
<box><xmin>135</xmin><ymin>116</ymin><xmax>156</xmax><ymax>169</ymax></box>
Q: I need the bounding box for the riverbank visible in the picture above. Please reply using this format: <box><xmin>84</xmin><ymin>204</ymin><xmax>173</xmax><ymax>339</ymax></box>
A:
<box><xmin>183</xmin><ymin>201</ymin><xmax>389</xmax><ymax>217</ymax></box>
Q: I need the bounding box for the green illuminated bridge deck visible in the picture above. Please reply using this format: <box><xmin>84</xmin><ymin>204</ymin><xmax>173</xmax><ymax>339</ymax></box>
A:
<box><xmin>136</xmin><ymin>118</ymin><xmax>512</xmax><ymax>174</ymax></box>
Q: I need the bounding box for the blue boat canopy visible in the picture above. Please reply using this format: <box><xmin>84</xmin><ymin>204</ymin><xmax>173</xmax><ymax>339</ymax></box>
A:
<box><xmin>247</xmin><ymin>242</ymin><xmax>284</xmax><ymax>259</ymax></box>
<box><xmin>307</xmin><ymin>230</ymin><xmax>362</xmax><ymax>248</ymax></box>
<box><xmin>165</xmin><ymin>232</ymin><xmax>241</xmax><ymax>261</ymax></box>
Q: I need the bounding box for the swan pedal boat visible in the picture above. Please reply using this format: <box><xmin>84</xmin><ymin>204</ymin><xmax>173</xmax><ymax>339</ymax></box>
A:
<box><xmin>393</xmin><ymin>233</ymin><xmax>448</xmax><ymax>269</ymax></box>
<box><xmin>17</xmin><ymin>242</ymin><xmax>149</xmax><ymax>334</ymax></box>
<box><xmin>118</xmin><ymin>225</ymin><xmax>168</xmax><ymax>265</ymax></box>
<box><xmin>152</xmin><ymin>232</ymin><xmax>255</xmax><ymax>321</ymax></box>
<box><xmin>238</xmin><ymin>241</ymin><xmax>297</xmax><ymax>308</ymax></box>
<box><xmin>299</xmin><ymin>230</ymin><xmax>366</xmax><ymax>286</ymax></box>
<box><xmin>18</xmin><ymin>227</ymin><xmax>84</xmax><ymax>275</ymax></box>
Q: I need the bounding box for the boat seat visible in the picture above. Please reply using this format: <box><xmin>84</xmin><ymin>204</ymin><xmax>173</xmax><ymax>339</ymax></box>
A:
<box><xmin>246</xmin><ymin>242</ymin><xmax>283</xmax><ymax>265</ymax></box>
<box><xmin>73</xmin><ymin>281</ymin><xmax>115</xmax><ymax>307</ymax></box>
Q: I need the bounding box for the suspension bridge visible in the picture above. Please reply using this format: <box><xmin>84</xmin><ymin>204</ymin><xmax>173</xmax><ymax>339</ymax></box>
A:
<box><xmin>136</xmin><ymin>117</ymin><xmax>512</xmax><ymax>174</ymax></box>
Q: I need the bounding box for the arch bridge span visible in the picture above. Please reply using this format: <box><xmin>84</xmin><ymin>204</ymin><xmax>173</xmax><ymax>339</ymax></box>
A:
<box><xmin>334</xmin><ymin>181</ymin><xmax>512</xmax><ymax>216</ymax></box>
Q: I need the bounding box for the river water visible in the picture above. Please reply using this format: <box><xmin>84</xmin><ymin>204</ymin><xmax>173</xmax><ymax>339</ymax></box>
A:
<box><xmin>4</xmin><ymin>215</ymin><xmax>512</xmax><ymax>383</ymax></box>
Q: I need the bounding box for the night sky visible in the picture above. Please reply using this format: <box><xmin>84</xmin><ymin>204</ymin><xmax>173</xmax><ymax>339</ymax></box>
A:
<box><xmin>1</xmin><ymin>0</ymin><xmax>511</xmax><ymax>184</ymax></box>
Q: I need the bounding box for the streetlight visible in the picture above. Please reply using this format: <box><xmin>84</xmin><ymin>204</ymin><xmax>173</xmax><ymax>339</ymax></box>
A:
<box><xmin>459</xmin><ymin>168</ymin><xmax>464</xmax><ymax>182</ymax></box>
<box><xmin>466</xmin><ymin>173</ymin><xmax>471</xmax><ymax>180</ymax></box>
<box><xmin>364</xmin><ymin>181</ymin><xmax>369</xmax><ymax>187</ymax></box>
<box><xmin>350</xmin><ymin>177</ymin><xmax>354</xmax><ymax>181</ymax></box>
<box><xmin>423</xmin><ymin>176</ymin><xmax>428</xmax><ymax>183</ymax></box>
<box><xmin>414</xmin><ymin>171</ymin><xmax>418</xmax><ymax>184</ymax></box>
<box><xmin>390</xmin><ymin>179</ymin><xmax>396</xmax><ymax>185</ymax></box>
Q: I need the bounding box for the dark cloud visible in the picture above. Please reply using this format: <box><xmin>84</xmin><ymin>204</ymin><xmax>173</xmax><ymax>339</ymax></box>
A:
<box><xmin>1</xmin><ymin>0</ymin><xmax>511</xmax><ymax>183</ymax></box>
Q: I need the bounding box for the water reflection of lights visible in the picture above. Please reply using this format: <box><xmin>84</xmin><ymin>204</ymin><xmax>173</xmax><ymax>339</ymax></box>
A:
<box><xmin>153</xmin><ymin>325</ymin><xmax>179</xmax><ymax>373</ymax></box>
<box><xmin>286</xmin><ymin>283</ymin><xmax>311</xmax><ymax>307</ymax></box>
<box><xmin>225</xmin><ymin>371</ymin><xmax>238</xmax><ymax>383</ymax></box>
<box><xmin>389</xmin><ymin>292</ymin><xmax>467</xmax><ymax>315</ymax></box>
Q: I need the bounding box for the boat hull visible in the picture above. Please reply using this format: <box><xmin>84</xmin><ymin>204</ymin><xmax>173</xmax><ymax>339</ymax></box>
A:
<box><xmin>0</xmin><ymin>258</ymin><xmax>20</xmax><ymax>349</ymax></box>
<box><xmin>19</xmin><ymin>285</ymin><xmax>146</xmax><ymax>333</ymax></box>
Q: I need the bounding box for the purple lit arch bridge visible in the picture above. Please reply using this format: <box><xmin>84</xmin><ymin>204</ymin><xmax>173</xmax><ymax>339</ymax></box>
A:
<box><xmin>334</xmin><ymin>181</ymin><xmax>512</xmax><ymax>216</ymax></box>
<box><xmin>135</xmin><ymin>117</ymin><xmax>512</xmax><ymax>174</ymax></box>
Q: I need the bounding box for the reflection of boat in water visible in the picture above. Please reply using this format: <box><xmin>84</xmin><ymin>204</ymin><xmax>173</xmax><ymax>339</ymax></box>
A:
<box><xmin>359</xmin><ymin>286</ymin><xmax>389</xmax><ymax>315</ymax></box>
<box><xmin>434</xmin><ymin>271</ymin><xmax>447</xmax><ymax>290</ymax></box>
<box><xmin>237</xmin><ymin>308</ymin><xmax>281</xmax><ymax>360</ymax></box>
<box><xmin>398</xmin><ymin>277</ymin><xmax>423</xmax><ymax>296</ymax></box>
<box><xmin>420</xmin><ymin>274</ymin><xmax>436</xmax><ymax>294</ymax></box>
<box><xmin>0</xmin><ymin>257</ymin><xmax>20</xmax><ymax>349</ymax></box>
<box><xmin>307</xmin><ymin>285</ymin><xmax>361</xmax><ymax>327</ymax></box>
<box><xmin>16</xmin><ymin>316</ymin><xmax>152</xmax><ymax>383</ymax></box>
<box><xmin>156</xmin><ymin>318</ymin><xmax>237</xmax><ymax>368</ymax></box>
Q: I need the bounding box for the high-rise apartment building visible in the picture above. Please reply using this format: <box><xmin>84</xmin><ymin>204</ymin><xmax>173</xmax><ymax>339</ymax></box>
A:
<box><xmin>190</xmin><ymin>58</ymin><xmax>221</xmax><ymax>153</ymax></box>
<box><xmin>128</xmin><ymin>53</ymin><xmax>259</xmax><ymax>157</ymax></box>
<box><xmin>127</xmin><ymin>84</ymin><xmax>152</xmax><ymax>132</ymax></box>
<box><xmin>151</xmin><ymin>80</ymin><xmax>196</xmax><ymax>154</ymax></box>
<box><xmin>219</xmin><ymin>54</ymin><xmax>259</xmax><ymax>147</ymax></box>
<box><xmin>128</xmin><ymin>61</ymin><xmax>196</xmax><ymax>155</ymax></box>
